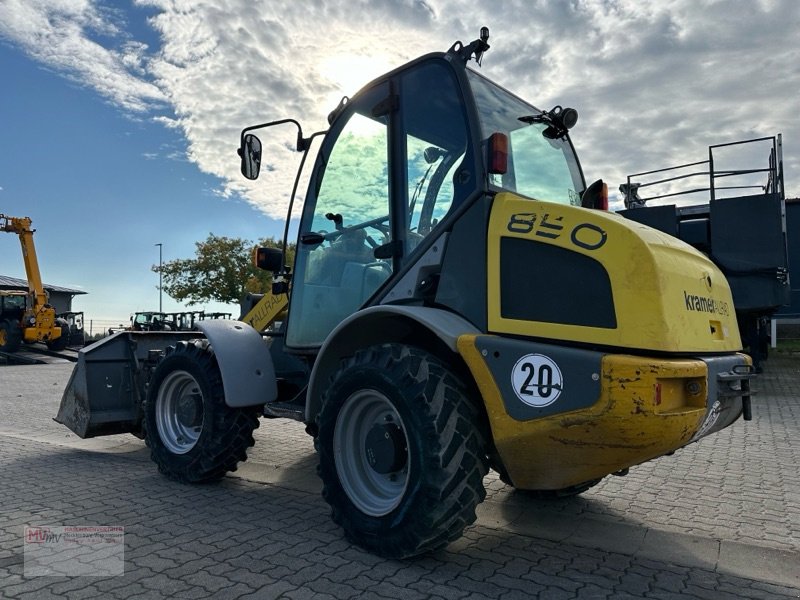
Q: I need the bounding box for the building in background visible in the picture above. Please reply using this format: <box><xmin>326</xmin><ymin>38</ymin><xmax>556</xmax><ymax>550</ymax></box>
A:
<box><xmin>0</xmin><ymin>275</ymin><xmax>86</xmax><ymax>314</ymax></box>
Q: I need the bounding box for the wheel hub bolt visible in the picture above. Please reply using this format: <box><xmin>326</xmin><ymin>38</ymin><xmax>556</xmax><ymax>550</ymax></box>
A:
<box><xmin>364</xmin><ymin>422</ymin><xmax>407</xmax><ymax>474</ymax></box>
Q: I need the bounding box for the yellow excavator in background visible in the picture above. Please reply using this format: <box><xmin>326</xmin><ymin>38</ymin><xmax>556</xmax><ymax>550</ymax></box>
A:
<box><xmin>0</xmin><ymin>213</ymin><xmax>67</xmax><ymax>352</ymax></box>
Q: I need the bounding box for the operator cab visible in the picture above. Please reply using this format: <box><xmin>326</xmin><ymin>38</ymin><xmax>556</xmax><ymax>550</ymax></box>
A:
<box><xmin>239</xmin><ymin>29</ymin><xmax>592</xmax><ymax>350</ymax></box>
<box><xmin>0</xmin><ymin>292</ymin><xmax>27</xmax><ymax>320</ymax></box>
<box><xmin>286</xmin><ymin>56</ymin><xmax>478</xmax><ymax>348</ymax></box>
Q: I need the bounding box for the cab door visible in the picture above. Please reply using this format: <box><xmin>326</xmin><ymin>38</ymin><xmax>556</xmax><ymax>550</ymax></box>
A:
<box><xmin>285</xmin><ymin>59</ymin><xmax>474</xmax><ymax>350</ymax></box>
<box><xmin>286</xmin><ymin>82</ymin><xmax>395</xmax><ymax>349</ymax></box>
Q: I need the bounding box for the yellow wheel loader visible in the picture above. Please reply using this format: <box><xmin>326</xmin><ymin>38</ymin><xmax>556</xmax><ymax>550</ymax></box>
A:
<box><xmin>57</xmin><ymin>29</ymin><xmax>754</xmax><ymax>559</ymax></box>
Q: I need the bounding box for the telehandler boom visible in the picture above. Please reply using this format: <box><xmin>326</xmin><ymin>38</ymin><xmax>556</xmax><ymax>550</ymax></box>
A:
<box><xmin>0</xmin><ymin>213</ymin><xmax>68</xmax><ymax>352</ymax></box>
<box><xmin>57</xmin><ymin>29</ymin><xmax>754</xmax><ymax>558</ymax></box>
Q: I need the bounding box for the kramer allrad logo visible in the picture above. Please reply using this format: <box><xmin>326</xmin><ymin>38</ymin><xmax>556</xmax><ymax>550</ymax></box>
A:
<box><xmin>683</xmin><ymin>291</ymin><xmax>730</xmax><ymax>316</ymax></box>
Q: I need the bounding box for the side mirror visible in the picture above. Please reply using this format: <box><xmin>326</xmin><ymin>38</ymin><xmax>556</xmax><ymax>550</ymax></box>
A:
<box><xmin>239</xmin><ymin>134</ymin><xmax>262</xmax><ymax>180</ymax></box>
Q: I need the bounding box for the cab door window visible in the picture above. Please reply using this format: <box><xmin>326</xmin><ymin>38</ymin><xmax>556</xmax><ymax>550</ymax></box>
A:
<box><xmin>286</xmin><ymin>87</ymin><xmax>392</xmax><ymax>348</ymax></box>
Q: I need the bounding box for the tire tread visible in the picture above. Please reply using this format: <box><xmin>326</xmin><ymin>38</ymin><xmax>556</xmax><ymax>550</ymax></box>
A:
<box><xmin>143</xmin><ymin>340</ymin><xmax>259</xmax><ymax>483</ymax></box>
<box><xmin>318</xmin><ymin>343</ymin><xmax>488</xmax><ymax>558</ymax></box>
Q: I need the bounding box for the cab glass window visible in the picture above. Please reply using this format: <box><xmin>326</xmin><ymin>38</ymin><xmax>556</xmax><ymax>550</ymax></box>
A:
<box><xmin>286</xmin><ymin>89</ymin><xmax>392</xmax><ymax>348</ymax></box>
<box><xmin>402</xmin><ymin>62</ymin><xmax>469</xmax><ymax>244</ymax></box>
<box><xmin>467</xmin><ymin>69</ymin><xmax>583</xmax><ymax>206</ymax></box>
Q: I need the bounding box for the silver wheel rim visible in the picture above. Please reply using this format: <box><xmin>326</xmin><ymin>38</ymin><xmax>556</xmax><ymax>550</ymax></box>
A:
<box><xmin>334</xmin><ymin>389</ymin><xmax>410</xmax><ymax>517</ymax></box>
<box><xmin>155</xmin><ymin>370</ymin><xmax>204</xmax><ymax>454</ymax></box>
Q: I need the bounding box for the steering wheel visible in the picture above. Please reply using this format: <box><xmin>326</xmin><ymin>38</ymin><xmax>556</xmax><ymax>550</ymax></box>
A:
<box><xmin>318</xmin><ymin>213</ymin><xmax>390</xmax><ymax>242</ymax></box>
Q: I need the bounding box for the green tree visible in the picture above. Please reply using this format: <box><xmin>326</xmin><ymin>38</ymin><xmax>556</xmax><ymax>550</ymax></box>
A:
<box><xmin>153</xmin><ymin>234</ymin><xmax>294</xmax><ymax>306</ymax></box>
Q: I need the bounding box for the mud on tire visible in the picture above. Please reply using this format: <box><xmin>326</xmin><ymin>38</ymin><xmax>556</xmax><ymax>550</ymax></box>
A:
<box><xmin>143</xmin><ymin>339</ymin><xmax>260</xmax><ymax>483</ymax></box>
<box><xmin>316</xmin><ymin>343</ymin><xmax>489</xmax><ymax>559</ymax></box>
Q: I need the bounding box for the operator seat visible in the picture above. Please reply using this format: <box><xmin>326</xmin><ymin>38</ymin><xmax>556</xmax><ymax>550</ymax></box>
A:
<box><xmin>306</xmin><ymin>228</ymin><xmax>376</xmax><ymax>287</ymax></box>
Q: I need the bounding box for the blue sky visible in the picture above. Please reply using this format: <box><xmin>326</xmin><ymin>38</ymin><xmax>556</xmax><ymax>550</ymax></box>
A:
<box><xmin>1</xmin><ymin>0</ymin><xmax>798</xmax><ymax>326</ymax></box>
<box><xmin>1</xmin><ymin>47</ymin><xmax>279</xmax><ymax>315</ymax></box>
<box><xmin>0</xmin><ymin>2</ymin><xmax>287</xmax><ymax>324</ymax></box>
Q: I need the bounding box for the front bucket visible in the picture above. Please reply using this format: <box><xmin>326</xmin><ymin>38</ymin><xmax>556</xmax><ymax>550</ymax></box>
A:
<box><xmin>55</xmin><ymin>330</ymin><xmax>201</xmax><ymax>438</ymax></box>
<box><xmin>56</xmin><ymin>356</ymin><xmax>96</xmax><ymax>438</ymax></box>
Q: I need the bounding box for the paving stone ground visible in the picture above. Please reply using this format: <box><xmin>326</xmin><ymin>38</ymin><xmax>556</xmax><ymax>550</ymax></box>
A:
<box><xmin>0</xmin><ymin>354</ymin><xmax>798</xmax><ymax>599</ymax></box>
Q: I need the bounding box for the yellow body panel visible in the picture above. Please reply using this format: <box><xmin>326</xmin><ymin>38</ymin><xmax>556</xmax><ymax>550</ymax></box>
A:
<box><xmin>487</xmin><ymin>193</ymin><xmax>742</xmax><ymax>353</ymax></box>
<box><xmin>458</xmin><ymin>334</ymin><xmax>719</xmax><ymax>489</ymax></box>
<box><xmin>22</xmin><ymin>306</ymin><xmax>61</xmax><ymax>343</ymax></box>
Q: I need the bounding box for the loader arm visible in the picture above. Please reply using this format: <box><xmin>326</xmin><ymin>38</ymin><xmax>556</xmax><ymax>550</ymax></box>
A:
<box><xmin>240</xmin><ymin>290</ymin><xmax>288</xmax><ymax>333</ymax></box>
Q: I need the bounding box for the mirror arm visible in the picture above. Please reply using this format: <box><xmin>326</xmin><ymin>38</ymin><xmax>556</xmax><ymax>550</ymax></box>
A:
<box><xmin>238</xmin><ymin>119</ymin><xmax>329</xmax><ymax>294</ymax></box>
<box><xmin>239</xmin><ymin>118</ymin><xmax>310</xmax><ymax>152</ymax></box>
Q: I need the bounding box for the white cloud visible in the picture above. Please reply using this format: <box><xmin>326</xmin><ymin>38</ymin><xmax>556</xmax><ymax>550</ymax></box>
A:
<box><xmin>427</xmin><ymin>0</ymin><xmax>800</xmax><ymax>205</ymax></box>
<box><xmin>2</xmin><ymin>0</ymin><xmax>798</xmax><ymax>219</ymax></box>
<box><xmin>0</xmin><ymin>0</ymin><xmax>165</xmax><ymax>112</ymax></box>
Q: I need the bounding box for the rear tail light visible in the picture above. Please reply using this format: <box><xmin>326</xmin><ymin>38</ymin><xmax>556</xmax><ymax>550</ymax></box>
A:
<box><xmin>488</xmin><ymin>132</ymin><xmax>508</xmax><ymax>175</ymax></box>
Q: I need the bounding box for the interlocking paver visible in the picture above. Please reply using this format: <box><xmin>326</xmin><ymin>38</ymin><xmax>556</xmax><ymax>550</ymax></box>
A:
<box><xmin>535</xmin><ymin>588</ymin><xmax>576</xmax><ymax>600</ymax></box>
<box><xmin>282</xmin><ymin>588</ymin><xmax>338</xmax><ymax>600</ymax></box>
<box><xmin>1</xmin><ymin>357</ymin><xmax>800</xmax><ymax>598</ymax></box>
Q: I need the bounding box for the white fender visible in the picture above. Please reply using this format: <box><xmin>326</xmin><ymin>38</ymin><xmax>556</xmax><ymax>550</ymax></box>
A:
<box><xmin>196</xmin><ymin>320</ymin><xmax>277</xmax><ymax>407</ymax></box>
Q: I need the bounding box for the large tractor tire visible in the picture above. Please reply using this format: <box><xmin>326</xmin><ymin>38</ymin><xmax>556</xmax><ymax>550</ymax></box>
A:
<box><xmin>143</xmin><ymin>340</ymin><xmax>260</xmax><ymax>483</ymax></box>
<box><xmin>316</xmin><ymin>344</ymin><xmax>489</xmax><ymax>559</ymax></box>
<box><xmin>0</xmin><ymin>319</ymin><xmax>22</xmax><ymax>352</ymax></box>
<box><xmin>46</xmin><ymin>318</ymin><xmax>71</xmax><ymax>351</ymax></box>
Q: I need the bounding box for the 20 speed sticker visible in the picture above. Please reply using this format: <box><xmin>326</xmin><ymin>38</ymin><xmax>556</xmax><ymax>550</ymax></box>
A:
<box><xmin>511</xmin><ymin>354</ymin><xmax>563</xmax><ymax>407</ymax></box>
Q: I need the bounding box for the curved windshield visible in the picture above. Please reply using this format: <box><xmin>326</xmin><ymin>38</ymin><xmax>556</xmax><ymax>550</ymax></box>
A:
<box><xmin>3</xmin><ymin>294</ymin><xmax>26</xmax><ymax>310</ymax></box>
<box><xmin>467</xmin><ymin>69</ymin><xmax>584</xmax><ymax>206</ymax></box>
